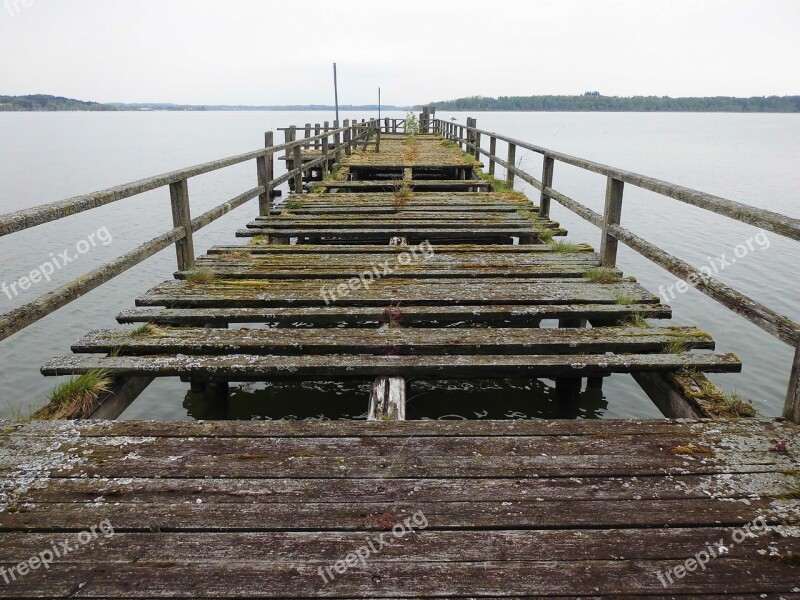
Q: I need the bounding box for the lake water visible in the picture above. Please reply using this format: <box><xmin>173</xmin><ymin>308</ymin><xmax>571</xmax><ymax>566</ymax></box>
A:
<box><xmin>0</xmin><ymin>110</ymin><xmax>798</xmax><ymax>420</ymax></box>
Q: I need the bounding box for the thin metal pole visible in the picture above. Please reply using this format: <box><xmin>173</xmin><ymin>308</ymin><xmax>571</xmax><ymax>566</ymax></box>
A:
<box><xmin>333</xmin><ymin>63</ymin><xmax>340</xmax><ymax>125</ymax></box>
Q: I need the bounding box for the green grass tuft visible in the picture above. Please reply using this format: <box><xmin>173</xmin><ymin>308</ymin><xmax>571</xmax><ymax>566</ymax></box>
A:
<box><xmin>185</xmin><ymin>269</ymin><xmax>216</xmax><ymax>284</ymax></box>
<box><xmin>705</xmin><ymin>390</ymin><xmax>757</xmax><ymax>417</ymax></box>
<box><xmin>614</xmin><ymin>293</ymin><xmax>638</xmax><ymax>305</ymax></box>
<box><xmin>37</xmin><ymin>370</ymin><xmax>113</xmax><ymax>420</ymax></box>
<box><xmin>585</xmin><ymin>267</ymin><xmax>623</xmax><ymax>284</ymax></box>
<box><xmin>129</xmin><ymin>323</ymin><xmax>166</xmax><ymax>338</ymax></box>
<box><xmin>548</xmin><ymin>240</ymin><xmax>582</xmax><ymax>254</ymax></box>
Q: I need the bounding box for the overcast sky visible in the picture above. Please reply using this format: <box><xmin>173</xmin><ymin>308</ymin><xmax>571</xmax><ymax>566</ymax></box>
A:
<box><xmin>1</xmin><ymin>0</ymin><xmax>798</xmax><ymax>105</ymax></box>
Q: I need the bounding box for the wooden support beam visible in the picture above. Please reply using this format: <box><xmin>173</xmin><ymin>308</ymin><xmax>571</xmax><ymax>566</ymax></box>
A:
<box><xmin>303</xmin><ymin>123</ymin><xmax>311</xmax><ymax>149</ymax></box>
<box><xmin>89</xmin><ymin>376</ymin><xmax>154</xmax><ymax>419</ymax></box>
<box><xmin>292</xmin><ymin>144</ymin><xmax>303</xmax><ymax>194</ymax></box>
<box><xmin>785</xmin><ymin>338</ymin><xmax>800</xmax><ymax>423</ymax></box>
<box><xmin>506</xmin><ymin>143</ymin><xmax>516</xmax><ymax>189</ymax></box>
<box><xmin>343</xmin><ymin>119</ymin><xmax>351</xmax><ymax>156</ymax></box>
<box><xmin>540</xmin><ymin>156</ymin><xmax>555</xmax><ymax>219</ymax></box>
<box><xmin>368</xmin><ymin>376</ymin><xmax>406</xmax><ymax>420</ymax></box>
<box><xmin>169</xmin><ymin>178</ymin><xmax>195</xmax><ymax>271</ymax></box>
<box><xmin>632</xmin><ymin>372</ymin><xmax>705</xmax><ymax>419</ymax></box>
<box><xmin>257</xmin><ymin>131</ymin><xmax>273</xmax><ymax>217</ymax></box>
<box><xmin>314</xmin><ymin>124</ymin><xmax>321</xmax><ymax>149</ymax></box>
<box><xmin>322</xmin><ymin>137</ymin><xmax>331</xmax><ymax>172</ymax></box>
<box><xmin>488</xmin><ymin>137</ymin><xmax>497</xmax><ymax>176</ymax></box>
<box><xmin>600</xmin><ymin>176</ymin><xmax>624</xmax><ymax>268</ymax></box>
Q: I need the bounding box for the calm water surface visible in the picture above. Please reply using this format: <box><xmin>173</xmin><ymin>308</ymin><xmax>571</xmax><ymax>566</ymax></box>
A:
<box><xmin>0</xmin><ymin>111</ymin><xmax>797</xmax><ymax>420</ymax></box>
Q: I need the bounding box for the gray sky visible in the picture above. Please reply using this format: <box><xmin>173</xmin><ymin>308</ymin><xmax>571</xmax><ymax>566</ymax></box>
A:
<box><xmin>1</xmin><ymin>0</ymin><xmax>798</xmax><ymax>105</ymax></box>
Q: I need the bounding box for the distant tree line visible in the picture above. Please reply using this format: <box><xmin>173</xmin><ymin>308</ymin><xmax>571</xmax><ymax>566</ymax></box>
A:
<box><xmin>426</xmin><ymin>94</ymin><xmax>800</xmax><ymax>112</ymax></box>
<box><xmin>0</xmin><ymin>95</ymin><xmax>118</xmax><ymax>111</ymax></box>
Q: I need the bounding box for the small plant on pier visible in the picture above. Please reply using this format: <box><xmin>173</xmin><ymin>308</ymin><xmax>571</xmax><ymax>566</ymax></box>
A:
<box><xmin>129</xmin><ymin>323</ymin><xmax>167</xmax><ymax>338</ymax></box>
<box><xmin>585</xmin><ymin>267</ymin><xmax>622</xmax><ymax>284</ymax></box>
<box><xmin>627</xmin><ymin>314</ymin><xmax>649</xmax><ymax>329</ymax></box>
<box><xmin>477</xmin><ymin>170</ymin><xmax>513</xmax><ymax>193</ymax></box>
<box><xmin>536</xmin><ymin>228</ymin><xmax>554</xmax><ymax>243</ymax></box>
<box><xmin>403</xmin><ymin>136</ymin><xmax>420</xmax><ymax>163</ymax></box>
<box><xmin>185</xmin><ymin>269</ymin><xmax>216</xmax><ymax>284</ymax></box>
<box><xmin>391</xmin><ymin>178</ymin><xmax>412</xmax><ymax>213</ymax></box>
<box><xmin>284</xmin><ymin>199</ymin><xmax>304</xmax><ymax>210</ymax></box>
<box><xmin>38</xmin><ymin>369</ymin><xmax>112</xmax><ymax>420</ymax></box>
<box><xmin>548</xmin><ymin>240</ymin><xmax>583</xmax><ymax>254</ymax></box>
<box><xmin>404</xmin><ymin>112</ymin><xmax>420</xmax><ymax>135</ymax></box>
<box><xmin>614</xmin><ymin>293</ymin><xmax>638</xmax><ymax>305</ymax></box>
<box><xmin>704</xmin><ymin>388</ymin><xmax>757</xmax><ymax>417</ymax></box>
<box><xmin>664</xmin><ymin>337</ymin><xmax>688</xmax><ymax>354</ymax></box>
<box><xmin>218</xmin><ymin>250</ymin><xmax>251</xmax><ymax>260</ymax></box>
<box><xmin>249</xmin><ymin>235</ymin><xmax>269</xmax><ymax>246</ymax></box>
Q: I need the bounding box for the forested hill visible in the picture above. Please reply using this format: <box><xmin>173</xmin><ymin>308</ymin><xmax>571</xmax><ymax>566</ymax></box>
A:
<box><xmin>0</xmin><ymin>95</ymin><xmax>117</xmax><ymax>111</ymax></box>
<box><xmin>428</xmin><ymin>94</ymin><xmax>800</xmax><ymax>112</ymax></box>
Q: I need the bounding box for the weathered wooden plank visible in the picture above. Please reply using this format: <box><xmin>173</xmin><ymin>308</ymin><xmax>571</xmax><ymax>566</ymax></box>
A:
<box><xmin>2</xmin><ymin>528</ymin><xmax>798</xmax><ymax>563</ymax></box>
<box><xmin>1</xmin><ymin>495</ymin><xmax>796</xmax><ymax>531</ymax></box>
<box><xmin>2</xmin><ymin>431</ymin><xmax>787</xmax><ymax>465</ymax></box>
<box><xmin>210</xmin><ymin>243</ymin><xmax>593</xmax><ymax>254</ymax></box>
<box><xmin>248</xmin><ymin>219</ymin><xmax>543</xmax><ymax>230</ymax></box>
<box><xmin>137</xmin><ymin>279</ymin><xmax>658</xmax><ymax>308</ymax></box>
<box><xmin>183</xmin><ymin>263</ymin><xmax>601</xmax><ymax>280</ymax></box>
<box><xmin>40</xmin><ymin>352</ymin><xmax>742</xmax><ymax>381</ymax></box>
<box><xmin>237</xmin><ymin>227</ymin><xmax>552</xmax><ymax>242</ymax></box>
<box><xmin>1</xmin><ymin>558</ymin><xmax>797</xmax><ymax>598</ymax></box>
<box><xmin>368</xmin><ymin>376</ymin><xmax>406</xmax><ymax>420</ymax></box>
<box><xmin>7</xmin><ymin>417</ymin><xmax>790</xmax><ymax>439</ymax></box>
<box><xmin>319</xmin><ymin>179</ymin><xmax>493</xmax><ymax>189</ymax></box>
<box><xmin>72</xmin><ymin>326</ymin><xmax>715</xmax><ymax>356</ymax></box>
<box><xmin>7</xmin><ymin>472</ymin><xmax>793</xmax><ymax>504</ymax></box>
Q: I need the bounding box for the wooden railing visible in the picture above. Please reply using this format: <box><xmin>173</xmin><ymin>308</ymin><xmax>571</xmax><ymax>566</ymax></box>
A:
<box><xmin>435</xmin><ymin>117</ymin><xmax>800</xmax><ymax>423</ymax></box>
<box><xmin>0</xmin><ymin>119</ymin><xmax>380</xmax><ymax>344</ymax></box>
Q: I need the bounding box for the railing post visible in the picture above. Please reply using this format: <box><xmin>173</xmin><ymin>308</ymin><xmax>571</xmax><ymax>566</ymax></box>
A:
<box><xmin>257</xmin><ymin>131</ymin><xmax>274</xmax><ymax>217</ymax></box>
<box><xmin>465</xmin><ymin>118</ymin><xmax>475</xmax><ymax>153</ymax></box>
<box><xmin>488</xmin><ymin>136</ymin><xmax>497</xmax><ymax>176</ymax></box>
<box><xmin>473</xmin><ymin>121</ymin><xmax>481</xmax><ymax>161</ymax></box>
<box><xmin>293</xmin><ymin>143</ymin><xmax>303</xmax><ymax>194</ymax></box>
<box><xmin>321</xmin><ymin>135</ymin><xmax>330</xmax><ymax>174</ymax></box>
<box><xmin>375</xmin><ymin>121</ymin><xmax>381</xmax><ymax>153</ymax></box>
<box><xmin>343</xmin><ymin>119</ymin><xmax>351</xmax><ymax>156</ymax></box>
<box><xmin>785</xmin><ymin>337</ymin><xmax>800</xmax><ymax>423</ymax></box>
<box><xmin>333</xmin><ymin>120</ymin><xmax>341</xmax><ymax>164</ymax></box>
<box><xmin>169</xmin><ymin>178</ymin><xmax>194</xmax><ymax>271</ymax></box>
<box><xmin>506</xmin><ymin>142</ymin><xmax>516</xmax><ymax>189</ymax></box>
<box><xmin>314</xmin><ymin>123</ymin><xmax>321</xmax><ymax>149</ymax></box>
<box><xmin>600</xmin><ymin>176</ymin><xmax>624</xmax><ymax>267</ymax></box>
<box><xmin>540</xmin><ymin>155</ymin><xmax>555</xmax><ymax>219</ymax></box>
<box><xmin>303</xmin><ymin>123</ymin><xmax>311</xmax><ymax>149</ymax></box>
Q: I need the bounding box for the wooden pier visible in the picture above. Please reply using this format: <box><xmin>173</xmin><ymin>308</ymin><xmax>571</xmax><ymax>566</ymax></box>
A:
<box><xmin>0</xmin><ymin>114</ymin><xmax>798</xmax><ymax>597</ymax></box>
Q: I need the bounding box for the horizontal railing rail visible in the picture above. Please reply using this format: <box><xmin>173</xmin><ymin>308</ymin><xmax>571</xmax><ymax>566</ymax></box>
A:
<box><xmin>0</xmin><ymin>119</ymin><xmax>380</xmax><ymax>344</ymax></box>
<box><xmin>435</xmin><ymin>117</ymin><xmax>800</xmax><ymax>422</ymax></box>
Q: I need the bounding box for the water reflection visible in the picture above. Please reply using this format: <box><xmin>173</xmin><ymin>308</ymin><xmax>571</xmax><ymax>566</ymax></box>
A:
<box><xmin>183</xmin><ymin>378</ymin><xmax>609</xmax><ymax>421</ymax></box>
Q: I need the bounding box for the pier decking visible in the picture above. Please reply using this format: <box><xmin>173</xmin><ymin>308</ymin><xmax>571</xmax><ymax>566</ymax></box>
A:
<box><xmin>0</xmin><ymin>117</ymin><xmax>798</xmax><ymax>597</ymax></box>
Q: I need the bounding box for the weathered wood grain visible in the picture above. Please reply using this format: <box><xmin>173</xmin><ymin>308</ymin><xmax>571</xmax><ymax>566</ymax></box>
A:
<box><xmin>40</xmin><ymin>352</ymin><xmax>742</xmax><ymax>381</ymax></box>
<box><xmin>71</xmin><ymin>326</ymin><xmax>714</xmax><ymax>356</ymax></box>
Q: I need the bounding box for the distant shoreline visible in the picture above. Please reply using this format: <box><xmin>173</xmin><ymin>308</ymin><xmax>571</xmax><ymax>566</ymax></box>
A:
<box><xmin>3</xmin><ymin>93</ymin><xmax>799</xmax><ymax>113</ymax></box>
